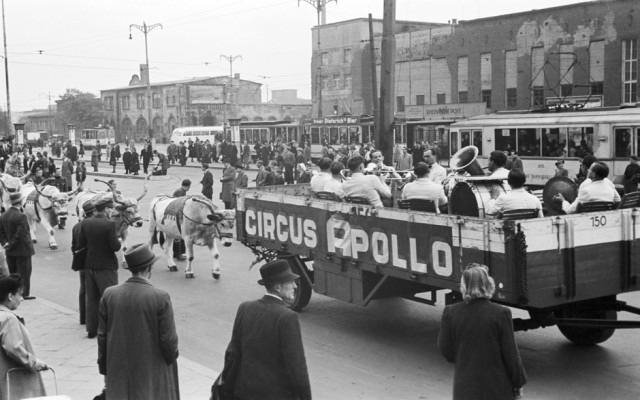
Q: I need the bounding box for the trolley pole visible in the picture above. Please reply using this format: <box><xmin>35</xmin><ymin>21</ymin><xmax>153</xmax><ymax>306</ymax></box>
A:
<box><xmin>299</xmin><ymin>0</ymin><xmax>336</xmax><ymax>118</ymax></box>
<box><xmin>129</xmin><ymin>21</ymin><xmax>162</xmax><ymax>148</ymax></box>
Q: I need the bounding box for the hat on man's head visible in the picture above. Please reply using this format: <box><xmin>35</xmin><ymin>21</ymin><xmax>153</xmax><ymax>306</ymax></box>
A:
<box><xmin>82</xmin><ymin>200</ymin><xmax>96</xmax><ymax>215</ymax></box>
<box><xmin>95</xmin><ymin>197</ymin><xmax>114</xmax><ymax>210</ymax></box>
<box><xmin>9</xmin><ymin>192</ymin><xmax>24</xmax><ymax>205</ymax></box>
<box><xmin>555</xmin><ymin>159</ymin><xmax>564</xmax><ymax>166</ymax></box>
<box><xmin>258</xmin><ymin>260</ymin><xmax>299</xmax><ymax>286</ymax></box>
<box><xmin>201</xmin><ymin>163</ymin><xmax>209</xmax><ymax>169</ymax></box>
<box><xmin>631</xmin><ymin>155</ymin><xmax>639</xmax><ymax>161</ymax></box>
<box><xmin>124</xmin><ymin>243</ymin><xmax>161</xmax><ymax>271</ymax></box>
<box><xmin>236</xmin><ymin>164</ymin><xmax>244</xmax><ymax>170</ymax></box>
<box><xmin>222</xmin><ymin>157</ymin><xmax>230</xmax><ymax>163</ymax></box>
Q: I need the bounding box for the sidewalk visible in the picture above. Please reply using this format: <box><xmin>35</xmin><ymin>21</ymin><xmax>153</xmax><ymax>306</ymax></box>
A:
<box><xmin>18</xmin><ymin>297</ymin><xmax>217</xmax><ymax>400</ymax></box>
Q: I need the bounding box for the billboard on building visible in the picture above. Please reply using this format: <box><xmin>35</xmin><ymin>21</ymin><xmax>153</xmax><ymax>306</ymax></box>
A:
<box><xmin>187</xmin><ymin>85</ymin><xmax>225</xmax><ymax>105</ymax></box>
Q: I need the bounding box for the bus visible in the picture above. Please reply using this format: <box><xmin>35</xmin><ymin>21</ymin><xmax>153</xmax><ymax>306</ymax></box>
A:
<box><xmin>448</xmin><ymin>106</ymin><xmax>640</xmax><ymax>187</ymax></box>
<box><xmin>305</xmin><ymin>114</ymin><xmax>375</xmax><ymax>160</ymax></box>
<box><xmin>170</xmin><ymin>126</ymin><xmax>225</xmax><ymax>145</ymax></box>
<box><xmin>80</xmin><ymin>127</ymin><xmax>115</xmax><ymax>150</ymax></box>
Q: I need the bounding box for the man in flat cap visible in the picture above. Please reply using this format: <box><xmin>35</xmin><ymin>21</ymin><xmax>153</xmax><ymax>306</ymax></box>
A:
<box><xmin>222</xmin><ymin>259</ymin><xmax>311</xmax><ymax>400</ymax></box>
<box><xmin>98</xmin><ymin>243</ymin><xmax>179</xmax><ymax>400</ymax></box>
<box><xmin>77</xmin><ymin>196</ymin><xmax>121</xmax><ymax>338</ymax></box>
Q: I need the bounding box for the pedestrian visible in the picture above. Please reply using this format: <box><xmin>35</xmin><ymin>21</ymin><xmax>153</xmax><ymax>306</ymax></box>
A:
<box><xmin>242</xmin><ymin>141</ymin><xmax>251</xmax><ymax>170</ymax></box>
<box><xmin>98</xmin><ymin>244</ymin><xmax>180</xmax><ymax>400</ymax></box>
<box><xmin>130</xmin><ymin>147</ymin><xmax>140</xmax><ymax>175</ymax></box>
<box><xmin>72</xmin><ymin>200</ymin><xmax>96</xmax><ymax>325</ymax></box>
<box><xmin>171</xmin><ymin>179</ymin><xmax>190</xmax><ymax>260</ymax></box>
<box><xmin>77</xmin><ymin>197</ymin><xmax>121</xmax><ymax>338</ymax></box>
<box><xmin>0</xmin><ymin>193</ymin><xmax>35</xmax><ymax>300</ymax></box>
<box><xmin>141</xmin><ymin>140</ymin><xmax>153</xmax><ymax>174</ymax></box>
<box><xmin>220</xmin><ymin>157</ymin><xmax>236</xmax><ymax>209</ymax></box>
<box><xmin>75</xmin><ymin>160</ymin><xmax>87</xmax><ymax>188</ymax></box>
<box><xmin>554</xmin><ymin>159</ymin><xmax>569</xmax><ymax>178</ymax></box>
<box><xmin>254</xmin><ymin>160</ymin><xmax>266</xmax><ymax>187</ymax></box>
<box><xmin>91</xmin><ymin>148</ymin><xmax>99</xmax><ymax>172</ymax></box>
<box><xmin>60</xmin><ymin>155</ymin><xmax>74</xmax><ymax>191</ymax></box>
<box><xmin>115</xmin><ymin>143</ymin><xmax>121</xmax><ymax>161</ymax></box>
<box><xmin>438</xmin><ymin>263</ymin><xmax>527</xmax><ymax>400</ymax></box>
<box><xmin>122</xmin><ymin>147</ymin><xmax>132</xmax><ymax>174</ymax></box>
<box><xmin>109</xmin><ymin>144</ymin><xmax>117</xmax><ymax>173</ymax></box>
<box><xmin>200</xmin><ymin>163</ymin><xmax>214</xmax><ymax>200</ymax></box>
<box><xmin>296</xmin><ymin>163</ymin><xmax>313</xmax><ymax>184</ymax></box>
<box><xmin>231</xmin><ymin>164</ymin><xmax>248</xmax><ymax>209</ymax></box>
<box><xmin>221</xmin><ymin>259</ymin><xmax>311</xmax><ymax>400</ymax></box>
<box><xmin>152</xmin><ymin>150</ymin><xmax>170</xmax><ymax>175</ymax></box>
<box><xmin>79</xmin><ymin>142</ymin><xmax>85</xmax><ymax>159</ymax></box>
<box><xmin>623</xmin><ymin>155</ymin><xmax>640</xmax><ymax>194</ymax></box>
<box><xmin>0</xmin><ymin>274</ymin><xmax>48</xmax><ymax>400</ymax></box>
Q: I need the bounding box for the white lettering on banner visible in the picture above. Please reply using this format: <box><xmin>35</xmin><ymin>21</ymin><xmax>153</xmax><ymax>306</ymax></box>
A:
<box><xmin>391</xmin><ymin>234</ymin><xmax>407</xmax><ymax>269</ymax></box>
<box><xmin>432</xmin><ymin>241</ymin><xmax>453</xmax><ymax>276</ymax></box>
<box><xmin>327</xmin><ymin>218</ymin><xmax>351</xmax><ymax>256</ymax></box>
<box><xmin>351</xmin><ymin>228</ymin><xmax>369</xmax><ymax>259</ymax></box>
<box><xmin>245</xmin><ymin>209</ymin><xmax>317</xmax><ymax>247</ymax></box>
<box><xmin>372</xmin><ymin>231</ymin><xmax>389</xmax><ymax>264</ymax></box>
<box><xmin>409</xmin><ymin>238</ymin><xmax>427</xmax><ymax>273</ymax></box>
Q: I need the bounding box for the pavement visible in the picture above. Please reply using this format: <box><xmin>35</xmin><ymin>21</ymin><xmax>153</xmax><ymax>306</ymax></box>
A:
<box><xmin>18</xmin><ymin>296</ymin><xmax>218</xmax><ymax>400</ymax></box>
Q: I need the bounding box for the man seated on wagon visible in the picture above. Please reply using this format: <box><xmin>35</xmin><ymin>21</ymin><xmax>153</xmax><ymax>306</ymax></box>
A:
<box><xmin>342</xmin><ymin>155</ymin><xmax>391</xmax><ymax>208</ymax></box>
<box><xmin>423</xmin><ymin>148</ymin><xmax>447</xmax><ymax>185</ymax></box>
<box><xmin>487</xmin><ymin>151</ymin><xmax>510</xmax><ymax>179</ymax></box>
<box><xmin>485</xmin><ymin>169</ymin><xmax>543</xmax><ymax>218</ymax></box>
<box><xmin>556</xmin><ymin>161</ymin><xmax>620</xmax><ymax>214</ymax></box>
<box><xmin>401</xmin><ymin>162</ymin><xmax>448</xmax><ymax>210</ymax></box>
<box><xmin>310</xmin><ymin>157</ymin><xmax>332</xmax><ymax>192</ymax></box>
<box><xmin>323</xmin><ymin>161</ymin><xmax>345</xmax><ymax>200</ymax></box>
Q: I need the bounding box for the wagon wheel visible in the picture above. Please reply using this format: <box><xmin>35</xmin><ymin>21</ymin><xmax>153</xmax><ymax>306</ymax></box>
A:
<box><xmin>282</xmin><ymin>255</ymin><xmax>313</xmax><ymax>312</ymax></box>
<box><xmin>556</xmin><ymin>296</ymin><xmax>617</xmax><ymax>346</ymax></box>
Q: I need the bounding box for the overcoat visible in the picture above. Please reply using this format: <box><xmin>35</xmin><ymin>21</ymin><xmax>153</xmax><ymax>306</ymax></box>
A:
<box><xmin>0</xmin><ymin>306</ymin><xmax>46</xmax><ymax>400</ymax></box>
<box><xmin>438</xmin><ymin>299</ymin><xmax>527</xmax><ymax>400</ymax></box>
<box><xmin>227</xmin><ymin>296</ymin><xmax>311</xmax><ymax>400</ymax></box>
<box><xmin>98</xmin><ymin>277</ymin><xmax>179</xmax><ymax>400</ymax></box>
<box><xmin>122</xmin><ymin>150</ymin><xmax>132</xmax><ymax>170</ymax></box>
<box><xmin>0</xmin><ymin>207</ymin><xmax>35</xmax><ymax>257</ymax></box>
<box><xmin>77</xmin><ymin>215</ymin><xmax>121</xmax><ymax>270</ymax></box>
<box><xmin>220</xmin><ymin>166</ymin><xmax>236</xmax><ymax>203</ymax></box>
<box><xmin>201</xmin><ymin>170</ymin><xmax>214</xmax><ymax>200</ymax></box>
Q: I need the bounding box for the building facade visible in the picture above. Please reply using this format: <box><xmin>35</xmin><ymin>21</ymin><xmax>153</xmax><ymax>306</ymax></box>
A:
<box><xmin>313</xmin><ymin>0</ymin><xmax>640</xmax><ymax>119</ymax></box>
<box><xmin>101</xmin><ymin>66</ymin><xmax>312</xmax><ymax>143</ymax></box>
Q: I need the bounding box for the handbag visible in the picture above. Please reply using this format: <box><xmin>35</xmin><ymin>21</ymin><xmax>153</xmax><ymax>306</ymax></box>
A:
<box><xmin>71</xmin><ymin>248</ymin><xmax>87</xmax><ymax>271</ymax></box>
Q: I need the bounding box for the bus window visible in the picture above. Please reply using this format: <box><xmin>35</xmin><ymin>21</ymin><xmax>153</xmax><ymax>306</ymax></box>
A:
<box><xmin>311</xmin><ymin>127</ymin><xmax>320</xmax><ymax>144</ymax></box>
<box><xmin>349</xmin><ymin>127</ymin><xmax>360</xmax><ymax>144</ymax></box>
<box><xmin>495</xmin><ymin>128</ymin><xmax>516</xmax><ymax>153</ymax></box>
<box><xmin>517</xmin><ymin>128</ymin><xmax>539</xmax><ymax>156</ymax></box>
<box><xmin>614</xmin><ymin>127</ymin><xmax>632</xmax><ymax>158</ymax></box>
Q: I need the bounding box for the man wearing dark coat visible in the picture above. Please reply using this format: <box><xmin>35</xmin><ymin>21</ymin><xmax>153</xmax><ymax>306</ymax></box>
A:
<box><xmin>140</xmin><ymin>141</ymin><xmax>154</xmax><ymax>174</ymax></box>
<box><xmin>229</xmin><ymin>142</ymin><xmax>239</xmax><ymax>166</ymax></box>
<box><xmin>220</xmin><ymin>158</ymin><xmax>236</xmax><ymax>209</ymax></box>
<box><xmin>122</xmin><ymin>148</ymin><xmax>132</xmax><ymax>174</ymax></box>
<box><xmin>623</xmin><ymin>155</ymin><xmax>640</xmax><ymax>194</ymax></box>
<box><xmin>224</xmin><ymin>260</ymin><xmax>311</xmax><ymax>400</ymax></box>
<box><xmin>200</xmin><ymin>163</ymin><xmax>214</xmax><ymax>200</ymax></box>
<box><xmin>0</xmin><ymin>193</ymin><xmax>35</xmax><ymax>299</ymax></box>
<box><xmin>130</xmin><ymin>148</ymin><xmax>140</xmax><ymax>175</ymax></box>
<box><xmin>77</xmin><ymin>198</ymin><xmax>121</xmax><ymax>338</ymax></box>
<box><xmin>98</xmin><ymin>244</ymin><xmax>179</xmax><ymax>400</ymax></box>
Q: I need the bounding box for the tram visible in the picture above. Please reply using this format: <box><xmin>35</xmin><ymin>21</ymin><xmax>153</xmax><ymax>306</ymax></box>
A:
<box><xmin>79</xmin><ymin>127</ymin><xmax>115</xmax><ymax>149</ymax></box>
<box><xmin>305</xmin><ymin>115</ymin><xmax>375</xmax><ymax>160</ymax></box>
<box><xmin>449</xmin><ymin>106</ymin><xmax>640</xmax><ymax>187</ymax></box>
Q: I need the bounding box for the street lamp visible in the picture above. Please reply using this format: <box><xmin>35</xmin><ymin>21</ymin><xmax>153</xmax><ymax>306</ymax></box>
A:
<box><xmin>129</xmin><ymin>21</ymin><xmax>162</xmax><ymax>148</ymax></box>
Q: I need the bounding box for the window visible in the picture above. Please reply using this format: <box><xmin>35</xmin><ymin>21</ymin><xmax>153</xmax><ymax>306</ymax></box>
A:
<box><xmin>166</xmin><ymin>95</ymin><xmax>176</xmax><ymax>107</ymax></box>
<box><xmin>136</xmin><ymin>94</ymin><xmax>145</xmax><ymax>109</ymax></box>
<box><xmin>321</xmin><ymin>76</ymin><xmax>330</xmax><ymax>90</ymax></box>
<box><xmin>344</xmin><ymin>74</ymin><xmax>352</xmax><ymax>89</ymax></box>
<box><xmin>152</xmin><ymin>93</ymin><xmax>161</xmax><ymax>108</ymax></box>
<box><xmin>397</xmin><ymin>96</ymin><xmax>405</xmax><ymax>112</ymax></box>
<box><xmin>121</xmin><ymin>95</ymin><xmax>130</xmax><ymax>110</ymax></box>
<box><xmin>104</xmin><ymin>96</ymin><xmax>114</xmax><ymax>111</ymax></box>
<box><xmin>590</xmin><ymin>41</ymin><xmax>604</xmax><ymax>97</ymax></box>
<box><xmin>343</xmin><ymin>48</ymin><xmax>352</xmax><ymax>63</ymax></box>
<box><xmin>506</xmin><ymin>88</ymin><xmax>517</xmax><ymax>109</ymax></box>
<box><xmin>622</xmin><ymin>39</ymin><xmax>638</xmax><ymax>103</ymax></box>
<box><xmin>460</xmin><ymin>130</ymin><xmax>483</xmax><ymax>155</ymax></box>
<box><xmin>495</xmin><ymin>128</ymin><xmax>516</xmax><ymax>153</ymax></box>
<box><xmin>541</xmin><ymin>128</ymin><xmax>568</xmax><ymax>157</ymax></box>
<box><xmin>416</xmin><ymin>94</ymin><xmax>425</xmax><ymax>106</ymax></box>
<box><xmin>436</xmin><ymin>93</ymin><xmax>446</xmax><ymax>104</ymax></box>
<box><xmin>321</xmin><ymin>52</ymin><xmax>329</xmax><ymax>66</ymax></box>
<box><xmin>561</xmin><ymin>84</ymin><xmax>573</xmax><ymax>97</ymax></box>
<box><xmin>614</xmin><ymin>127</ymin><xmax>633</xmax><ymax>158</ymax></box>
<box><xmin>517</xmin><ymin>128</ymin><xmax>540</xmax><ymax>156</ymax></box>
<box><xmin>532</xmin><ymin>86</ymin><xmax>545</xmax><ymax>107</ymax></box>
<box><xmin>333</xmin><ymin>74</ymin><xmax>341</xmax><ymax>89</ymax></box>
<box><xmin>481</xmin><ymin>90</ymin><xmax>491</xmax><ymax>108</ymax></box>
<box><xmin>458</xmin><ymin>91</ymin><xmax>468</xmax><ymax>103</ymax></box>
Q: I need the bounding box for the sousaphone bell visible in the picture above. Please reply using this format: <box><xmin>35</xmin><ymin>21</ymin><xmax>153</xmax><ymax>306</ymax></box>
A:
<box><xmin>449</xmin><ymin>145</ymin><xmax>485</xmax><ymax>176</ymax></box>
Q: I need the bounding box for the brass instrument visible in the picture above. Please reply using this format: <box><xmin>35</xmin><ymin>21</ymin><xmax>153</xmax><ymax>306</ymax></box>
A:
<box><xmin>449</xmin><ymin>145</ymin><xmax>485</xmax><ymax>176</ymax></box>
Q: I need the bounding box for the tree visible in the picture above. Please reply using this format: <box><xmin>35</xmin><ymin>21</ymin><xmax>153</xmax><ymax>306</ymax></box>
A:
<box><xmin>55</xmin><ymin>89</ymin><xmax>104</xmax><ymax>132</ymax></box>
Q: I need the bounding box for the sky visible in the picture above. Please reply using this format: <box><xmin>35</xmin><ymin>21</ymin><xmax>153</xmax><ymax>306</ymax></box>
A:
<box><xmin>1</xmin><ymin>0</ymin><xmax>589</xmax><ymax>112</ymax></box>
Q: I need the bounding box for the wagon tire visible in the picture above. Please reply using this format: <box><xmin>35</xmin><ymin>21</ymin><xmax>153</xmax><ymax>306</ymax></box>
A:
<box><xmin>557</xmin><ymin>296</ymin><xmax>617</xmax><ymax>346</ymax></box>
<box><xmin>285</xmin><ymin>256</ymin><xmax>312</xmax><ymax>312</ymax></box>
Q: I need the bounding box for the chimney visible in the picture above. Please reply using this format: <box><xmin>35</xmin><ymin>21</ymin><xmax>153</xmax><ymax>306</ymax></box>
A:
<box><xmin>140</xmin><ymin>64</ymin><xmax>149</xmax><ymax>85</ymax></box>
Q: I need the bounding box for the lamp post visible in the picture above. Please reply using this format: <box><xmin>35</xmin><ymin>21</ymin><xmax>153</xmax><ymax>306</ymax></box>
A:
<box><xmin>129</xmin><ymin>21</ymin><xmax>162</xmax><ymax>148</ymax></box>
<box><xmin>2</xmin><ymin>0</ymin><xmax>12</xmax><ymax>137</ymax></box>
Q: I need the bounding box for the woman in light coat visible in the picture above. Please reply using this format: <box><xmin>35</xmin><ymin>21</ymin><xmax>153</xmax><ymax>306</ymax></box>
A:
<box><xmin>0</xmin><ymin>274</ymin><xmax>48</xmax><ymax>400</ymax></box>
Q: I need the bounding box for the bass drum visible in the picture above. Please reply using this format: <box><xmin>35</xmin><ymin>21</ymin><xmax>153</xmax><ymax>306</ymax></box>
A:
<box><xmin>449</xmin><ymin>178</ymin><xmax>510</xmax><ymax>218</ymax></box>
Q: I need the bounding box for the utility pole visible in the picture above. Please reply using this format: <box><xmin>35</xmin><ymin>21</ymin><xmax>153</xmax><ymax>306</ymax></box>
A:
<box><xmin>220</xmin><ymin>54</ymin><xmax>242</xmax><ymax>78</ymax></box>
<box><xmin>299</xmin><ymin>0</ymin><xmax>337</xmax><ymax>118</ymax></box>
<box><xmin>129</xmin><ymin>21</ymin><xmax>162</xmax><ymax>147</ymax></box>
<box><xmin>220</xmin><ymin>55</ymin><xmax>242</xmax><ymax>125</ymax></box>
<box><xmin>368</xmin><ymin>14</ymin><xmax>379</xmax><ymax>128</ymax></box>
<box><xmin>378</xmin><ymin>0</ymin><xmax>395</xmax><ymax>163</ymax></box>
<box><xmin>1</xmin><ymin>0</ymin><xmax>12</xmax><ymax>138</ymax></box>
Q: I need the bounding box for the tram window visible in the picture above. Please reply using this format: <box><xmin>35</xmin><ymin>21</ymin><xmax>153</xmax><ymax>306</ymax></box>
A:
<box><xmin>568</xmin><ymin>127</ymin><xmax>594</xmax><ymax>157</ymax></box>
<box><xmin>541</xmin><ymin>128</ymin><xmax>567</xmax><ymax>157</ymax></box>
<box><xmin>252</xmin><ymin>130</ymin><xmax>259</xmax><ymax>144</ymax></box>
<box><xmin>240</xmin><ymin>131</ymin><xmax>246</xmax><ymax>143</ymax></box>
<box><xmin>517</xmin><ymin>128</ymin><xmax>539</xmax><ymax>156</ymax></box>
<box><xmin>349</xmin><ymin>127</ymin><xmax>360</xmax><ymax>144</ymax></box>
<box><xmin>450</xmin><ymin>131</ymin><xmax>459</xmax><ymax>155</ymax></box>
<box><xmin>614</xmin><ymin>127</ymin><xmax>633</xmax><ymax>158</ymax></box>
<box><xmin>300</xmin><ymin>132</ymin><xmax>310</xmax><ymax>146</ymax></box>
<box><xmin>311</xmin><ymin>127</ymin><xmax>320</xmax><ymax>144</ymax></box>
<box><xmin>460</xmin><ymin>130</ymin><xmax>471</xmax><ymax>148</ymax></box>
<box><xmin>260</xmin><ymin>129</ymin><xmax>268</xmax><ymax>143</ymax></box>
<box><xmin>321</xmin><ymin>128</ymin><xmax>330</xmax><ymax>146</ymax></box>
<box><xmin>495</xmin><ymin>128</ymin><xmax>516</xmax><ymax>153</ymax></box>
<box><xmin>339</xmin><ymin>127</ymin><xmax>348</xmax><ymax>145</ymax></box>
<box><xmin>472</xmin><ymin>130</ymin><xmax>482</xmax><ymax>155</ymax></box>
<box><xmin>362</xmin><ymin>127</ymin><xmax>371</xmax><ymax>144</ymax></box>
<box><xmin>329</xmin><ymin>127</ymin><xmax>339</xmax><ymax>145</ymax></box>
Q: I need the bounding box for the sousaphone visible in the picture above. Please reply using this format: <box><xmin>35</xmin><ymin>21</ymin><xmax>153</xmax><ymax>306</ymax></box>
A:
<box><xmin>449</xmin><ymin>145</ymin><xmax>485</xmax><ymax>176</ymax></box>
<box><xmin>543</xmin><ymin>176</ymin><xmax>578</xmax><ymax>215</ymax></box>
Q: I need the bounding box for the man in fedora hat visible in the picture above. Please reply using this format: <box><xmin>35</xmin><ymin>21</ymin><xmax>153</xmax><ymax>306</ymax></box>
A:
<box><xmin>98</xmin><ymin>243</ymin><xmax>179</xmax><ymax>400</ymax></box>
<box><xmin>0</xmin><ymin>192</ymin><xmax>35</xmax><ymax>299</ymax></box>
<box><xmin>77</xmin><ymin>196</ymin><xmax>121</xmax><ymax>338</ymax></box>
<box><xmin>223</xmin><ymin>259</ymin><xmax>311</xmax><ymax>400</ymax></box>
